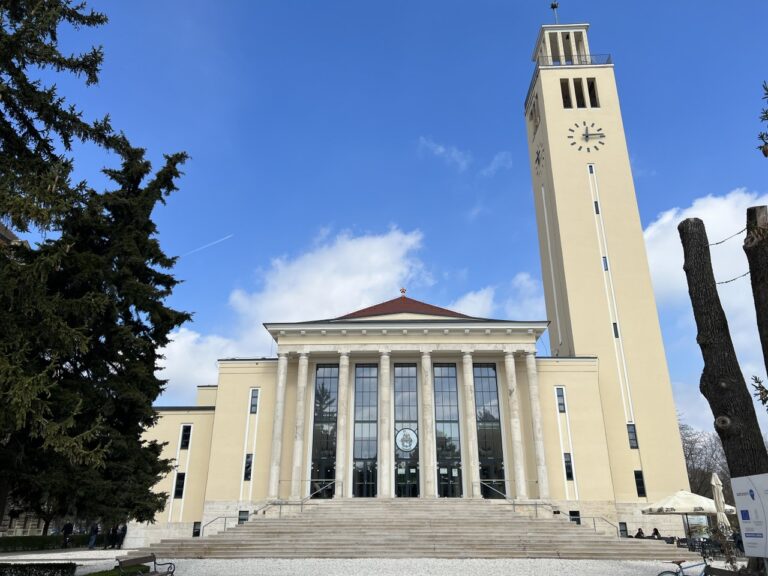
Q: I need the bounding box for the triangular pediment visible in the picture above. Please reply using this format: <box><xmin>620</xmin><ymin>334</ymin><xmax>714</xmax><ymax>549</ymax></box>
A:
<box><xmin>334</xmin><ymin>295</ymin><xmax>472</xmax><ymax>321</ymax></box>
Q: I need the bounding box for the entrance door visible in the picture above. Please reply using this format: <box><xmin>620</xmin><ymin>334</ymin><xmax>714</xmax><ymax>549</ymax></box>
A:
<box><xmin>437</xmin><ymin>462</ymin><xmax>462</xmax><ymax>498</ymax></box>
<box><xmin>395</xmin><ymin>461</ymin><xmax>419</xmax><ymax>497</ymax></box>
<box><xmin>353</xmin><ymin>460</ymin><xmax>377</xmax><ymax>497</ymax></box>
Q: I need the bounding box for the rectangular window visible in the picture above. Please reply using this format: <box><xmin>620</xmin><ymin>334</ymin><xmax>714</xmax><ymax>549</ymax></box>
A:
<box><xmin>560</xmin><ymin>79</ymin><xmax>573</xmax><ymax>109</ymax></box>
<box><xmin>353</xmin><ymin>364</ymin><xmax>378</xmax><ymax>498</ymax></box>
<box><xmin>619</xmin><ymin>522</ymin><xmax>628</xmax><ymax>537</ymax></box>
<box><xmin>192</xmin><ymin>522</ymin><xmax>201</xmax><ymax>537</ymax></box>
<box><xmin>474</xmin><ymin>364</ymin><xmax>505</xmax><ymax>498</ymax></box>
<box><xmin>594</xmin><ymin>201</ymin><xmax>599</xmax><ymax>215</ymax></box>
<box><xmin>556</xmin><ymin>387</ymin><xmax>566</xmax><ymax>413</ymax></box>
<box><xmin>588</xmin><ymin>165</ymin><xmax>595</xmax><ymax>174</ymax></box>
<box><xmin>587</xmin><ymin>78</ymin><xmax>600</xmax><ymax>107</ymax></box>
<box><xmin>602</xmin><ymin>257</ymin><xmax>609</xmax><ymax>271</ymax></box>
<box><xmin>613</xmin><ymin>323</ymin><xmax>619</xmax><ymax>338</ymax></box>
<box><xmin>174</xmin><ymin>472</ymin><xmax>186</xmax><ymax>499</ymax></box>
<box><xmin>238</xmin><ymin>510</ymin><xmax>248</xmax><ymax>525</ymax></box>
<box><xmin>249</xmin><ymin>389</ymin><xmax>260</xmax><ymax>414</ymax></box>
<box><xmin>180</xmin><ymin>425</ymin><xmax>191</xmax><ymax>450</ymax></box>
<box><xmin>394</xmin><ymin>364</ymin><xmax>419</xmax><ymax>498</ymax></box>
<box><xmin>564</xmin><ymin>453</ymin><xmax>574</xmax><ymax>481</ymax></box>
<box><xmin>634</xmin><ymin>470</ymin><xmax>647</xmax><ymax>497</ymax></box>
<box><xmin>244</xmin><ymin>453</ymin><xmax>253</xmax><ymax>481</ymax></box>
<box><xmin>627</xmin><ymin>424</ymin><xmax>639</xmax><ymax>449</ymax></box>
<box><xmin>310</xmin><ymin>365</ymin><xmax>339</xmax><ymax>499</ymax></box>
<box><xmin>434</xmin><ymin>364</ymin><xmax>462</xmax><ymax>498</ymax></box>
<box><xmin>569</xmin><ymin>510</ymin><xmax>581</xmax><ymax>525</ymax></box>
<box><xmin>574</xmin><ymin>78</ymin><xmax>587</xmax><ymax>108</ymax></box>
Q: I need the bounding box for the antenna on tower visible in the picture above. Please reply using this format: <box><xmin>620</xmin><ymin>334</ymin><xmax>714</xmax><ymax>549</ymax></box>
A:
<box><xmin>550</xmin><ymin>2</ymin><xmax>560</xmax><ymax>24</ymax></box>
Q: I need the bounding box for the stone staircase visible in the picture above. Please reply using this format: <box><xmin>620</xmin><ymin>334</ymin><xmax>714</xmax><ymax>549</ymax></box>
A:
<box><xmin>148</xmin><ymin>499</ymin><xmax>698</xmax><ymax>560</ymax></box>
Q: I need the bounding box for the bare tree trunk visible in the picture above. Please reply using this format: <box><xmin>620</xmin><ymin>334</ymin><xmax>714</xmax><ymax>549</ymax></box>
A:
<box><xmin>678</xmin><ymin>218</ymin><xmax>768</xmax><ymax>477</ymax></box>
<box><xmin>679</xmin><ymin>217</ymin><xmax>768</xmax><ymax>574</ymax></box>
<box><xmin>744</xmin><ymin>206</ymin><xmax>768</xmax><ymax>372</ymax></box>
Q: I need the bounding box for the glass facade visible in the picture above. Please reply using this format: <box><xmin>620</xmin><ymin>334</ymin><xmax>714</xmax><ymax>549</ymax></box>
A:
<box><xmin>474</xmin><ymin>364</ymin><xmax>506</xmax><ymax>498</ymax></box>
<box><xmin>310</xmin><ymin>365</ymin><xmax>339</xmax><ymax>498</ymax></box>
<box><xmin>353</xmin><ymin>365</ymin><xmax>378</xmax><ymax>497</ymax></box>
<box><xmin>394</xmin><ymin>364</ymin><xmax>419</xmax><ymax>497</ymax></box>
<box><xmin>434</xmin><ymin>364</ymin><xmax>462</xmax><ymax>497</ymax></box>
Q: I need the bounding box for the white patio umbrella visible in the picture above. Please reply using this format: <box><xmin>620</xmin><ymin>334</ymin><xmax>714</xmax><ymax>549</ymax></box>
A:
<box><xmin>711</xmin><ymin>473</ymin><xmax>732</xmax><ymax>534</ymax></box>
<box><xmin>642</xmin><ymin>490</ymin><xmax>736</xmax><ymax>539</ymax></box>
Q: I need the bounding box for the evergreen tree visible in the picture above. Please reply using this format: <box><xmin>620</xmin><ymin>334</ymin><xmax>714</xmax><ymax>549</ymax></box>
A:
<box><xmin>0</xmin><ymin>1</ymin><xmax>189</xmax><ymax>526</ymax></box>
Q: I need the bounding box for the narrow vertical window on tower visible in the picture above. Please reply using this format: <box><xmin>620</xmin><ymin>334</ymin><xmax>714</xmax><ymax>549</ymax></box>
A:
<box><xmin>243</xmin><ymin>453</ymin><xmax>253</xmax><ymax>481</ymax></box>
<box><xmin>627</xmin><ymin>424</ymin><xmax>639</xmax><ymax>449</ymax></box>
<box><xmin>573</xmin><ymin>78</ymin><xmax>587</xmax><ymax>108</ymax></box>
<box><xmin>180</xmin><ymin>425</ymin><xmax>191</xmax><ymax>450</ymax></box>
<box><xmin>612</xmin><ymin>323</ymin><xmax>619</xmax><ymax>338</ymax></box>
<box><xmin>634</xmin><ymin>470</ymin><xmax>647</xmax><ymax>497</ymax></box>
<box><xmin>249</xmin><ymin>389</ymin><xmax>260</xmax><ymax>414</ymax></box>
<box><xmin>564</xmin><ymin>453</ymin><xmax>574</xmax><ymax>481</ymax></box>
<box><xmin>602</xmin><ymin>257</ymin><xmax>609</xmax><ymax>271</ymax></box>
<box><xmin>174</xmin><ymin>473</ymin><xmax>186</xmax><ymax>499</ymax></box>
<box><xmin>556</xmin><ymin>387</ymin><xmax>566</xmax><ymax>413</ymax></box>
<box><xmin>587</xmin><ymin>78</ymin><xmax>600</xmax><ymax>107</ymax></box>
<box><xmin>560</xmin><ymin>79</ymin><xmax>573</xmax><ymax>109</ymax></box>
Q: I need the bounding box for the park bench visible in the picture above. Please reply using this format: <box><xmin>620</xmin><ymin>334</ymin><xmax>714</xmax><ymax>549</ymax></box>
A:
<box><xmin>117</xmin><ymin>553</ymin><xmax>175</xmax><ymax>575</ymax></box>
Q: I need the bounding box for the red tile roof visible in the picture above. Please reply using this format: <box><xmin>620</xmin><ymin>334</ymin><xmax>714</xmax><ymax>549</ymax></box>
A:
<box><xmin>336</xmin><ymin>296</ymin><xmax>471</xmax><ymax>320</ymax></box>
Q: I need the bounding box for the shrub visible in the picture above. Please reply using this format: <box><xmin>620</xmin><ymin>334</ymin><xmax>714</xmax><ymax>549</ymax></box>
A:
<box><xmin>0</xmin><ymin>535</ymin><xmax>105</xmax><ymax>553</ymax></box>
<box><xmin>0</xmin><ymin>563</ymin><xmax>76</xmax><ymax>576</ymax></box>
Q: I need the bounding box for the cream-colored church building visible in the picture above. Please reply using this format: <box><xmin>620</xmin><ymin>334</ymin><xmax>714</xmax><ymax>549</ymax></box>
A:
<box><xmin>130</xmin><ymin>22</ymin><xmax>690</xmax><ymax>546</ymax></box>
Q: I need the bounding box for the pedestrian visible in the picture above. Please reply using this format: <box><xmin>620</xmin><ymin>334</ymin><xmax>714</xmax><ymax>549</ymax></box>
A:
<box><xmin>117</xmin><ymin>524</ymin><xmax>127</xmax><ymax>549</ymax></box>
<box><xmin>635</xmin><ymin>527</ymin><xmax>645</xmax><ymax>539</ymax></box>
<box><xmin>104</xmin><ymin>525</ymin><xmax>118</xmax><ymax>549</ymax></box>
<box><xmin>651</xmin><ymin>527</ymin><xmax>661</xmax><ymax>539</ymax></box>
<box><xmin>87</xmin><ymin>522</ymin><xmax>99</xmax><ymax>550</ymax></box>
<box><xmin>62</xmin><ymin>521</ymin><xmax>73</xmax><ymax>549</ymax></box>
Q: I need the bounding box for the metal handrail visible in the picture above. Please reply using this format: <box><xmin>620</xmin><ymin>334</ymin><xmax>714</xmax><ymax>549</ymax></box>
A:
<box><xmin>200</xmin><ymin>515</ymin><xmax>238</xmax><ymax>537</ymax></box>
<box><xmin>301</xmin><ymin>480</ymin><xmax>341</xmax><ymax>512</ymax></box>
<box><xmin>580</xmin><ymin>515</ymin><xmax>620</xmax><ymax>538</ymax></box>
<box><xmin>477</xmin><ymin>480</ymin><xmax>555</xmax><ymax>518</ymax></box>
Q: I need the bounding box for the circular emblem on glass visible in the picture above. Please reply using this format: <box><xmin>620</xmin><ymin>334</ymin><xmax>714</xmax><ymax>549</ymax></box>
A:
<box><xmin>395</xmin><ymin>428</ymin><xmax>418</xmax><ymax>452</ymax></box>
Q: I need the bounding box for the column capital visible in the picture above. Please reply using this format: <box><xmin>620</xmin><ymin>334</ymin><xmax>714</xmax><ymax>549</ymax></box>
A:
<box><xmin>298</xmin><ymin>352</ymin><xmax>309</xmax><ymax>360</ymax></box>
<box><xmin>339</xmin><ymin>350</ymin><xmax>350</xmax><ymax>360</ymax></box>
<box><xmin>277</xmin><ymin>351</ymin><xmax>289</xmax><ymax>359</ymax></box>
<box><xmin>420</xmin><ymin>350</ymin><xmax>432</xmax><ymax>359</ymax></box>
<box><xmin>379</xmin><ymin>348</ymin><xmax>391</xmax><ymax>357</ymax></box>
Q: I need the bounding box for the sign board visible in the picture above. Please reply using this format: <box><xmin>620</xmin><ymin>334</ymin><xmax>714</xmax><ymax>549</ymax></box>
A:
<box><xmin>732</xmin><ymin>473</ymin><xmax>768</xmax><ymax>558</ymax></box>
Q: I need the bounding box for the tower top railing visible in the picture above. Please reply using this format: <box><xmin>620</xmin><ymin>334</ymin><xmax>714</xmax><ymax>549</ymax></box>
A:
<box><xmin>536</xmin><ymin>53</ymin><xmax>612</xmax><ymax>67</ymax></box>
<box><xmin>524</xmin><ymin>53</ymin><xmax>612</xmax><ymax>113</ymax></box>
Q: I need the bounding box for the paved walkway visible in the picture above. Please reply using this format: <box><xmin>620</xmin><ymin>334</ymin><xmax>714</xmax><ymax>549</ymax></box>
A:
<box><xmin>0</xmin><ymin>550</ymin><xmax>747</xmax><ymax>576</ymax></box>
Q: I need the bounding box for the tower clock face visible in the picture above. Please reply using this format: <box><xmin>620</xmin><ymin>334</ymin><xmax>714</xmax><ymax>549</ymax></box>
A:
<box><xmin>567</xmin><ymin>121</ymin><xmax>606</xmax><ymax>153</ymax></box>
<box><xmin>534</xmin><ymin>142</ymin><xmax>546</xmax><ymax>176</ymax></box>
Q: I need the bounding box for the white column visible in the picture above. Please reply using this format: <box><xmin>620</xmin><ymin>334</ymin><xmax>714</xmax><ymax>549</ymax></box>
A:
<box><xmin>268</xmin><ymin>352</ymin><xmax>289</xmax><ymax>499</ymax></box>
<box><xmin>462</xmin><ymin>353</ymin><xmax>482</xmax><ymax>498</ymax></box>
<box><xmin>377</xmin><ymin>351</ymin><xmax>392</xmax><ymax>498</ymax></box>
<box><xmin>525</xmin><ymin>351</ymin><xmax>549</xmax><ymax>499</ymax></box>
<box><xmin>290</xmin><ymin>353</ymin><xmax>309</xmax><ymax>500</ymax></box>
<box><xmin>504</xmin><ymin>353</ymin><xmax>527</xmax><ymax>499</ymax></box>
<box><xmin>334</xmin><ymin>352</ymin><xmax>350</xmax><ymax>497</ymax></box>
<box><xmin>420</xmin><ymin>352</ymin><xmax>436</xmax><ymax>498</ymax></box>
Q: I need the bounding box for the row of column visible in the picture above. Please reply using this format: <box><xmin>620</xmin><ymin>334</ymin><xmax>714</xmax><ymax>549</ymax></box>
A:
<box><xmin>268</xmin><ymin>350</ymin><xmax>549</xmax><ymax>501</ymax></box>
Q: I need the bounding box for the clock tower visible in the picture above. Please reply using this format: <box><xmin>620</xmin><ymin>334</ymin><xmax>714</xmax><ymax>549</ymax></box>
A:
<box><xmin>524</xmin><ymin>24</ymin><xmax>689</xmax><ymax>502</ymax></box>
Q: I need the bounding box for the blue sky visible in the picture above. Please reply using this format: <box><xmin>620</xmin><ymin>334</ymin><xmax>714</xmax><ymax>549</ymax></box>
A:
<box><xmin>48</xmin><ymin>1</ymin><xmax>768</xmax><ymax>430</ymax></box>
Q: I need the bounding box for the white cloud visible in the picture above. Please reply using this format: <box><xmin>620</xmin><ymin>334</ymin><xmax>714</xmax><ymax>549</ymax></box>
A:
<box><xmin>418</xmin><ymin>136</ymin><xmax>472</xmax><ymax>172</ymax></box>
<box><xmin>479</xmin><ymin>151</ymin><xmax>514</xmax><ymax>178</ymax></box>
<box><xmin>504</xmin><ymin>272</ymin><xmax>546</xmax><ymax>320</ymax></box>
<box><xmin>449</xmin><ymin>287</ymin><xmax>496</xmax><ymax>318</ymax></box>
<box><xmin>644</xmin><ymin>188</ymin><xmax>768</xmax><ymax>432</ymax></box>
<box><xmin>157</xmin><ymin>228</ymin><xmax>427</xmax><ymax>405</ymax></box>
